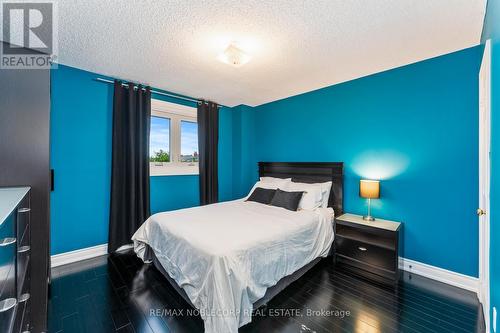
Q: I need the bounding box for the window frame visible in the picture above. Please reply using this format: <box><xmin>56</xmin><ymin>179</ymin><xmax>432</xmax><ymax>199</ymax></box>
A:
<box><xmin>150</xmin><ymin>99</ymin><xmax>198</xmax><ymax>176</ymax></box>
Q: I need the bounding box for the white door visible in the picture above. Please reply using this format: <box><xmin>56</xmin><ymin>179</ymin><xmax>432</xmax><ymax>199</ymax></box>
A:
<box><xmin>479</xmin><ymin>39</ymin><xmax>491</xmax><ymax>333</ymax></box>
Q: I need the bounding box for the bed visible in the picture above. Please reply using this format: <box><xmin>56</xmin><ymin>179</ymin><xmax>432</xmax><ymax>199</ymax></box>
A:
<box><xmin>132</xmin><ymin>162</ymin><xmax>344</xmax><ymax>333</ymax></box>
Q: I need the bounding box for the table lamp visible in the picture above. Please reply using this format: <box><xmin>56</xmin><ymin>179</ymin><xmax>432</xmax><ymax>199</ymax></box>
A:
<box><xmin>359</xmin><ymin>179</ymin><xmax>380</xmax><ymax>221</ymax></box>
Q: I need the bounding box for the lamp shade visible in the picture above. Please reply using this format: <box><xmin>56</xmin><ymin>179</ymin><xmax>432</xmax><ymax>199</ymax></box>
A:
<box><xmin>359</xmin><ymin>180</ymin><xmax>380</xmax><ymax>199</ymax></box>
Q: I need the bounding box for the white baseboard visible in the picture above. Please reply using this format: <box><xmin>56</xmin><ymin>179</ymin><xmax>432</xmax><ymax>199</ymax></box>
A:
<box><xmin>51</xmin><ymin>245</ymin><xmax>479</xmax><ymax>294</ymax></box>
<box><xmin>51</xmin><ymin>243</ymin><xmax>134</xmax><ymax>268</ymax></box>
<box><xmin>399</xmin><ymin>257</ymin><xmax>478</xmax><ymax>293</ymax></box>
<box><xmin>51</xmin><ymin>244</ymin><xmax>108</xmax><ymax>268</ymax></box>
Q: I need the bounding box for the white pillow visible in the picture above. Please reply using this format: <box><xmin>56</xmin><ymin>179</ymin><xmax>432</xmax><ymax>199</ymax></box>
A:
<box><xmin>283</xmin><ymin>181</ymin><xmax>324</xmax><ymax>210</ymax></box>
<box><xmin>260</xmin><ymin>176</ymin><xmax>291</xmax><ymax>183</ymax></box>
<box><xmin>319</xmin><ymin>181</ymin><xmax>333</xmax><ymax>208</ymax></box>
<box><xmin>246</xmin><ymin>178</ymin><xmax>291</xmax><ymax>199</ymax></box>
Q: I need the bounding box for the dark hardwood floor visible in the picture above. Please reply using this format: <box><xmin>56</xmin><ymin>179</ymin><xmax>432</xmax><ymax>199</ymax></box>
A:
<box><xmin>49</xmin><ymin>250</ymin><xmax>484</xmax><ymax>333</ymax></box>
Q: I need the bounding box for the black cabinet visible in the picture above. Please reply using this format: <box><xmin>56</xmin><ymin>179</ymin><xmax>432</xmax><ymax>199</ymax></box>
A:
<box><xmin>334</xmin><ymin>213</ymin><xmax>401</xmax><ymax>284</ymax></box>
<box><xmin>0</xmin><ymin>187</ymin><xmax>31</xmax><ymax>333</ymax></box>
<box><xmin>0</xmin><ymin>41</ymin><xmax>50</xmax><ymax>332</ymax></box>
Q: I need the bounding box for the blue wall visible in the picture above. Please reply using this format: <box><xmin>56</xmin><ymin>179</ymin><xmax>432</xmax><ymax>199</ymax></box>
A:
<box><xmin>482</xmin><ymin>0</ymin><xmax>500</xmax><ymax>329</ymax></box>
<box><xmin>150</xmin><ymin>175</ymin><xmax>199</xmax><ymax>214</ymax></box>
<box><xmin>50</xmin><ymin>65</ymin><xmax>234</xmax><ymax>254</ymax></box>
<box><xmin>50</xmin><ymin>65</ymin><xmax>112</xmax><ymax>255</ymax></box>
<box><xmin>235</xmin><ymin>47</ymin><xmax>482</xmax><ymax>277</ymax></box>
<box><xmin>231</xmin><ymin>104</ymin><xmax>258</xmax><ymax>198</ymax></box>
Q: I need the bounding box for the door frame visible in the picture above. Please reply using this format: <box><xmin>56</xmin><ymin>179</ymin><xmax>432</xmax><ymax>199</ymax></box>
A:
<box><xmin>479</xmin><ymin>39</ymin><xmax>491</xmax><ymax>333</ymax></box>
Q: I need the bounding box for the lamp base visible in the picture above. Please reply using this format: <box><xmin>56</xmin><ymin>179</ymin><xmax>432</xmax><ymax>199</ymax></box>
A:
<box><xmin>363</xmin><ymin>215</ymin><xmax>375</xmax><ymax>221</ymax></box>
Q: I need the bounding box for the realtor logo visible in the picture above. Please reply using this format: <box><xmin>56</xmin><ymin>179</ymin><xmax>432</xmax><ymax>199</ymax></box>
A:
<box><xmin>1</xmin><ymin>1</ymin><xmax>58</xmax><ymax>69</ymax></box>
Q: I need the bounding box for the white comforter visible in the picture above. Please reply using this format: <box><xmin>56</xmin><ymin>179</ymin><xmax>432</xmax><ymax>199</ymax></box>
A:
<box><xmin>132</xmin><ymin>199</ymin><xmax>334</xmax><ymax>333</ymax></box>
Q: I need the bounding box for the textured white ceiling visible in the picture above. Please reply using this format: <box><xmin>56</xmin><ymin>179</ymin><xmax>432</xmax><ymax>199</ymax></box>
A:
<box><xmin>55</xmin><ymin>0</ymin><xmax>486</xmax><ymax>107</ymax></box>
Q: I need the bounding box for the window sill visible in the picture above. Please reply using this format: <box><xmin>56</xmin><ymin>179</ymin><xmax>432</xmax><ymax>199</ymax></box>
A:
<box><xmin>150</xmin><ymin>164</ymin><xmax>199</xmax><ymax>177</ymax></box>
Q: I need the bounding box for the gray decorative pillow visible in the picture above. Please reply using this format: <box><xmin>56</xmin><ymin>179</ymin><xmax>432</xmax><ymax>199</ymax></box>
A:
<box><xmin>270</xmin><ymin>189</ymin><xmax>304</xmax><ymax>211</ymax></box>
<box><xmin>246</xmin><ymin>187</ymin><xmax>277</xmax><ymax>204</ymax></box>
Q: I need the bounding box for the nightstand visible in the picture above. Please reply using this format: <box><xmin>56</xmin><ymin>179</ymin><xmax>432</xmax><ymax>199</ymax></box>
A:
<box><xmin>334</xmin><ymin>213</ymin><xmax>401</xmax><ymax>284</ymax></box>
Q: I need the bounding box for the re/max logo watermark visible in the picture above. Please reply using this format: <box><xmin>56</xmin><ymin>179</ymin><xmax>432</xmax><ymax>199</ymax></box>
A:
<box><xmin>1</xmin><ymin>1</ymin><xmax>58</xmax><ymax>69</ymax></box>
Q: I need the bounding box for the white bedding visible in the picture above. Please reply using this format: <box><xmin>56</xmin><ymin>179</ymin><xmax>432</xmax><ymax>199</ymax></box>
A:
<box><xmin>132</xmin><ymin>199</ymin><xmax>334</xmax><ymax>333</ymax></box>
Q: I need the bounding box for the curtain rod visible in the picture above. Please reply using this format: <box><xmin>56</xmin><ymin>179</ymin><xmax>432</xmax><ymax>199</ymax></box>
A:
<box><xmin>94</xmin><ymin>77</ymin><xmax>223</xmax><ymax>107</ymax></box>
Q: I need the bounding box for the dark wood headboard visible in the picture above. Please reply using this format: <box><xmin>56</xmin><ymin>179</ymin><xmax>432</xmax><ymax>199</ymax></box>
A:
<box><xmin>258</xmin><ymin>162</ymin><xmax>344</xmax><ymax>215</ymax></box>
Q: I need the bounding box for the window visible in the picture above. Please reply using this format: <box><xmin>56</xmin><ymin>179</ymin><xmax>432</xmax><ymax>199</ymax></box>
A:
<box><xmin>150</xmin><ymin>99</ymin><xmax>198</xmax><ymax>176</ymax></box>
<box><xmin>150</xmin><ymin>116</ymin><xmax>171</xmax><ymax>163</ymax></box>
<box><xmin>181</xmin><ymin>121</ymin><xmax>198</xmax><ymax>163</ymax></box>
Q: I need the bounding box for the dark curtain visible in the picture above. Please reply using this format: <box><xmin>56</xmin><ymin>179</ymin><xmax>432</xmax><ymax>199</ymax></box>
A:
<box><xmin>108</xmin><ymin>81</ymin><xmax>151</xmax><ymax>253</ymax></box>
<box><xmin>197</xmin><ymin>101</ymin><xmax>219</xmax><ymax>205</ymax></box>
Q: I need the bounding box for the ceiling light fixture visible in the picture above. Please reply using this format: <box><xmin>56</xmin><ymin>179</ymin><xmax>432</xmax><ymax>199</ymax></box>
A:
<box><xmin>217</xmin><ymin>42</ymin><xmax>251</xmax><ymax>67</ymax></box>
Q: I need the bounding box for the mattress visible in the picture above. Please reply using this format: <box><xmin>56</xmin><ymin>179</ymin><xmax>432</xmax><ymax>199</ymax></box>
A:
<box><xmin>132</xmin><ymin>199</ymin><xmax>334</xmax><ymax>333</ymax></box>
